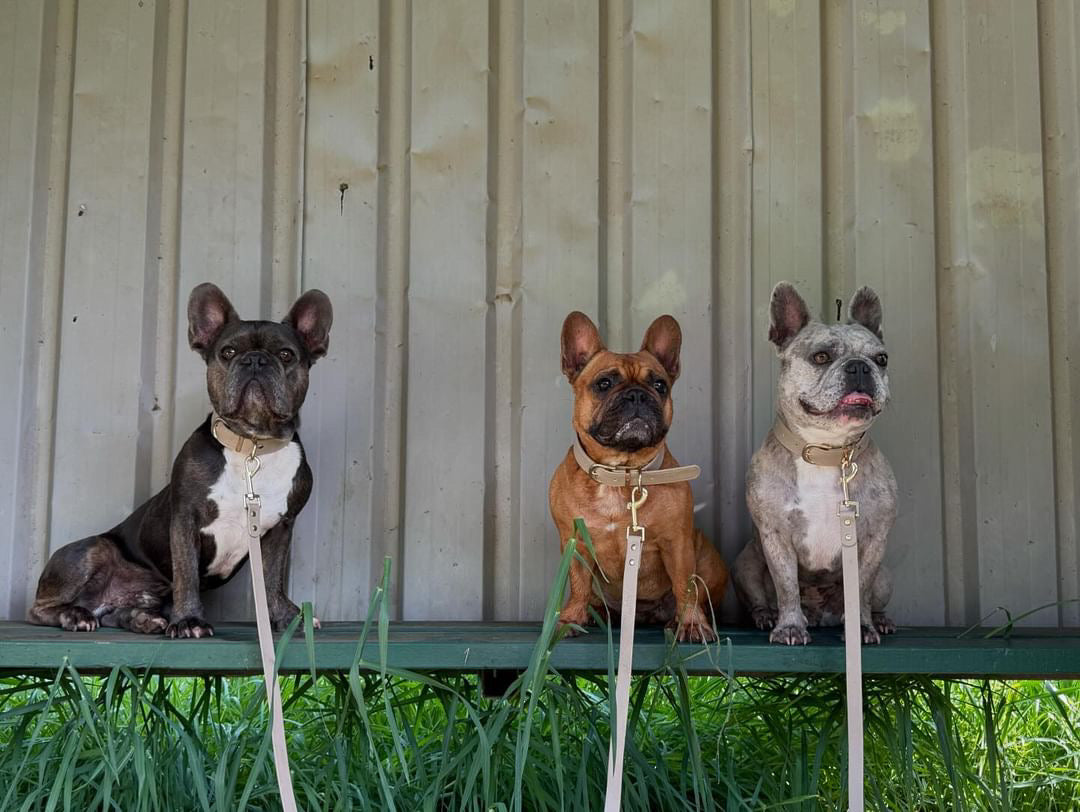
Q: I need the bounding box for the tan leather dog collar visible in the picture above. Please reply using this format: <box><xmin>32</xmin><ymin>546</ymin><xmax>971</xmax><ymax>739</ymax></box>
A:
<box><xmin>771</xmin><ymin>416</ymin><xmax>870</xmax><ymax>467</ymax></box>
<box><xmin>572</xmin><ymin>435</ymin><xmax>700</xmax><ymax>487</ymax></box>
<box><xmin>210</xmin><ymin>413</ymin><xmax>293</xmax><ymax>457</ymax></box>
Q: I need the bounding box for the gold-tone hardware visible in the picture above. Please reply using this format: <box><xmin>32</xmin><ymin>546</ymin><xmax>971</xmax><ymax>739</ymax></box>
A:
<box><xmin>588</xmin><ymin>462</ymin><xmax>636</xmax><ymax>487</ymax></box>
<box><xmin>627</xmin><ymin>485</ymin><xmax>648</xmax><ymax>533</ymax></box>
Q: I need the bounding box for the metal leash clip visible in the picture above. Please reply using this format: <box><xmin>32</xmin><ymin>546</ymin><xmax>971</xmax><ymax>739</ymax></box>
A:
<box><xmin>626</xmin><ymin>471</ymin><xmax>648</xmax><ymax>559</ymax></box>
<box><xmin>838</xmin><ymin>447</ymin><xmax>860</xmax><ymax>523</ymax></box>
<box><xmin>244</xmin><ymin>448</ymin><xmax>262</xmax><ymax>539</ymax></box>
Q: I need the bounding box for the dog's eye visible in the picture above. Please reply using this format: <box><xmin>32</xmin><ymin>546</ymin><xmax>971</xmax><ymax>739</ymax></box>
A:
<box><xmin>278</xmin><ymin>348</ymin><xmax>295</xmax><ymax>363</ymax></box>
<box><xmin>596</xmin><ymin>377</ymin><xmax>612</xmax><ymax>392</ymax></box>
<box><xmin>875</xmin><ymin>353</ymin><xmax>888</xmax><ymax>368</ymax></box>
<box><xmin>220</xmin><ymin>347</ymin><xmax>236</xmax><ymax>361</ymax></box>
<box><xmin>812</xmin><ymin>351</ymin><xmax>830</xmax><ymax>365</ymax></box>
<box><xmin>653</xmin><ymin>380</ymin><xmax>668</xmax><ymax>396</ymax></box>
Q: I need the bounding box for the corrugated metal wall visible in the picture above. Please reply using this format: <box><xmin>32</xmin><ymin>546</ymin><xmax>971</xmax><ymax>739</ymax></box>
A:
<box><xmin>1</xmin><ymin>0</ymin><xmax>1077</xmax><ymax>627</ymax></box>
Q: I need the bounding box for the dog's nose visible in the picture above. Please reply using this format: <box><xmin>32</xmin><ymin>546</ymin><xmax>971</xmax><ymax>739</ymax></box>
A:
<box><xmin>623</xmin><ymin>388</ymin><xmax>647</xmax><ymax>405</ymax></box>
<box><xmin>239</xmin><ymin>351</ymin><xmax>271</xmax><ymax>369</ymax></box>
<box><xmin>844</xmin><ymin>359</ymin><xmax>872</xmax><ymax>390</ymax></box>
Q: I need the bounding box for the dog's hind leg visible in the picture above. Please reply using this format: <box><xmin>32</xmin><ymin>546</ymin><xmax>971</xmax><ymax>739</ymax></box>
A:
<box><xmin>26</xmin><ymin>536</ymin><xmax>120</xmax><ymax>631</ymax></box>
<box><xmin>100</xmin><ymin>607</ymin><xmax>169</xmax><ymax>634</ymax></box>
<box><xmin>870</xmin><ymin>565</ymin><xmax>895</xmax><ymax>634</ymax></box>
<box><xmin>692</xmin><ymin>528</ymin><xmax>730</xmax><ymax>618</ymax></box>
<box><xmin>732</xmin><ymin>537</ymin><xmax>777</xmax><ymax>630</ymax></box>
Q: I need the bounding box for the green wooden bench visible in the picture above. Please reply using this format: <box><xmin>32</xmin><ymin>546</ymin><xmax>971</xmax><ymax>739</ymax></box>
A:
<box><xmin>2</xmin><ymin>622</ymin><xmax>1079</xmax><ymax>678</ymax></box>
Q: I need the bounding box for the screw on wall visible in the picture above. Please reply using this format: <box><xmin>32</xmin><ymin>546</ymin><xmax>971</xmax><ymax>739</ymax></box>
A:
<box><xmin>339</xmin><ymin>182</ymin><xmax>349</xmax><ymax>215</ymax></box>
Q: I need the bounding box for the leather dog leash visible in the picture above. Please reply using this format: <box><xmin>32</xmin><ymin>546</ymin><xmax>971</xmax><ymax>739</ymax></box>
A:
<box><xmin>771</xmin><ymin>416</ymin><xmax>868</xmax><ymax>812</ymax></box>
<box><xmin>211</xmin><ymin>415</ymin><xmax>298</xmax><ymax>812</ymax></box>
<box><xmin>572</xmin><ymin>437</ymin><xmax>700</xmax><ymax>811</ymax></box>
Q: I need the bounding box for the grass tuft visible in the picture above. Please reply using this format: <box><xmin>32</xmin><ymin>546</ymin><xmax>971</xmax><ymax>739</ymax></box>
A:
<box><xmin>2</xmin><ymin>548</ymin><xmax>1079</xmax><ymax>809</ymax></box>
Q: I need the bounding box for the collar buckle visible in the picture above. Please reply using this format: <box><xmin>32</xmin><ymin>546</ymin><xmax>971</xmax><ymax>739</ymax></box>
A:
<box><xmin>588</xmin><ymin>463</ymin><xmax>637</xmax><ymax>488</ymax></box>
<box><xmin>801</xmin><ymin>443</ymin><xmax>837</xmax><ymax>465</ymax></box>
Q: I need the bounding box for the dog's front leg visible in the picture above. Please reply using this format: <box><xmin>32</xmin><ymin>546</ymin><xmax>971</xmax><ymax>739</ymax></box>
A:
<box><xmin>759</xmin><ymin>532</ymin><xmax>809</xmax><ymax>645</ymax></box>
<box><xmin>166</xmin><ymin>514</ymin><xmax>214</xmax><ymax>638</ymax></box>
<box><xmin>855</xmin><ymin>532</ymin><xmax>890</xmax><ymax>644</ymax></box>
<box><xmin>554</xmin><ymin>517</ymin><xmax>597</xmax><ymax>634</ymax></box>
<box><xmin>659</xmin><ymin>532</ymin><xmax>716</xmax><ymax>643</ymax></box>
<box><xmin>261</xmin><ymin>519</ymin><xmax>316</xmax><ymax>630</ymax></box>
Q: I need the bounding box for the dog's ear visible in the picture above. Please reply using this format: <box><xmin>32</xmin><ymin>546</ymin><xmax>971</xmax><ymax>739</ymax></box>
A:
<box><xmin>283</xmin><ymin>289</ymin><xmax>334</xmax><ymax>361</ymax></box>
<box><xmin>561</xmin><ymin>311</ymin><xmax>605</xmax><ymax>382</ymax></box>
<box><xmin>848</xmin><ymin>286</ymin><xmax>883</xmax><ymax>339</ymax></box>
<box><xmin>188</xmin><ymin>283</ymin><xmax>239</xmax><ymax>355</ymax></box>
<box><xmin>640</xmin><ymin>315</ymin><xmax>682</xmax><ymax>381</ymax></box>
<box><xmin>768</xmin><ymin>282</ymin><xmax>811</xmax><ymax>350</ymax></box>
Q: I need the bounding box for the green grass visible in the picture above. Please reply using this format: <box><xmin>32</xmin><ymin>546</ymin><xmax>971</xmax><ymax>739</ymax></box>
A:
<box><xmin>1</xmin><ymin>547</ymin><xmax>1079</xmax><ymax>810</ymax></box>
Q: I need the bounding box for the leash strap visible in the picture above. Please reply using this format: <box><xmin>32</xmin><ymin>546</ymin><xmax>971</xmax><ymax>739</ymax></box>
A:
<box><xmin>839</xmin><ymin>498</ymin><xmax>864</xmax><ymax>811</ymax></box>
<box><xmin>244</xmin><ymin>458</ymin><xmax>298</xmax><ymax>812</ymax></box>
<box><xmin>770</xmin><ymin>419</ymin><xmax>866</xmax><ymax>810</ymax></box>
<box><xmin>570</xmin><ymin>442</ymin><xmax>699</xmax><ymax>809</ymax></box>
<box><xmin>604</xmin><ymin>527</ymin><xmax>643</xmax><ymax>811</ymax></box>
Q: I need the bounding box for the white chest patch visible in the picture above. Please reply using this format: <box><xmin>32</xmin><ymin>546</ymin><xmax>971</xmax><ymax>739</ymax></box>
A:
<box><xmin>788</xmin><ymin>459</ymin><xmax>846</xmax><ymax>572</ymax></box>
<box><xmin>202</xmin><ymin>443</ymin><xmax>302</xmax><ymax>578</ymax></box>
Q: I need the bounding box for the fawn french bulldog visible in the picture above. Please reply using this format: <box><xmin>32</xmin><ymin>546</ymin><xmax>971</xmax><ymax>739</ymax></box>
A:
<box><xmin>549</xmin><ymin>312</ymin><xmax>728</xmax><ymax>642</ymax></box>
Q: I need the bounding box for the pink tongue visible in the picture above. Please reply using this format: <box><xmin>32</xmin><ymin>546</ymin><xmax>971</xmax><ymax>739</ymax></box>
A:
<box><xmin>840</xmin><ymin>392</ymin><xmax>873</xmax><ymax>406</ymax></box>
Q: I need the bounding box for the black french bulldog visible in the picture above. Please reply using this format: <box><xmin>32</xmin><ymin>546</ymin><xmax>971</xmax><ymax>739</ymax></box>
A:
<box><xmin>27</xmin><ymin>283</ymin><xmax>333</xmax><ymax>638</ymax></box>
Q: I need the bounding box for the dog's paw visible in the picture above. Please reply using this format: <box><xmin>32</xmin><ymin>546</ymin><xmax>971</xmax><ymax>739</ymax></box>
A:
<box><xmin>556</xmin><ymin>608</ymin><xmax>592</xmax><ymax>638</ymax></box>
<box><xmin>861</xmin><ymin>624</ymin><xmax>882</xmax><ymax>645</ymax></box>
<box><xmin>270</xmin><ymin>605</ymin><xmax>301</xmax><ymax>632</ymax></box>
<box><xmin>166</xmin><ymin>617</ymin><xmax>214</xmax><ymax>639</ymax></box>
<box><xmin>873</xmin><ymin>613</ymin><xmax>896</xmax><ymax>635</ymax></box>
<box><xmin>670</xmin><ymin>606</ymin><xmax>717</xmax><ymax>643</ymax></box>
<box><xmin>130</xmin><ymin>611</ymin><xmax>168</xmax><ymax>635</ymax></box>
<box><xmin>60</xmin><ymin>607</ymin><xmax>98</xmax><ymax>632</ymax></box>
<box><xmin>769</xmin><ymin>623</ymin><xmax>811</xmax><ymax>646</ymax></box>
<box><xmin>672</xmin><ymin>619</ymin><xmax>717</xmax><ymax>644</ymax></box>
<box><xmin>751</xmin><ymin>606</ymin><xmax>777</xmax><ymax>630</ymax></box>
<box><xmin>270</xmin><ymin>599</ymin><xmax>323</xmax><ymax>632</ymax></box>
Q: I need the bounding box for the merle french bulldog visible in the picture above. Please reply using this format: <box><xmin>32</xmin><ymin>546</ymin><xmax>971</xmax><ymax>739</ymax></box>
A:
<box><xmin>27</xmin><ymin>283</ymin><xmax>332</xmax><ymax>638</ymax></box>
<box><xmin>733</xmin><ymin>282</ymin><xmax>897</xmax><ymax>645</ymax></box>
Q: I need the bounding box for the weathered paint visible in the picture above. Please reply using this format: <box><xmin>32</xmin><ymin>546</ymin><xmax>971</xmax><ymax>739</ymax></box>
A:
<box><xmin>0</xmin><ymin>0</ymin><xmax>1077</xmax><ymax>628</ymax></box>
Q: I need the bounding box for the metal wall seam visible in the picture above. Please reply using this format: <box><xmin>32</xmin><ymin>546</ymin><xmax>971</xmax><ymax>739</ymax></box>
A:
<box><xmin>372</xmin><ymin>0</ymin><xmax>411</xmax><ymax>617</ymax></box>
<box><xmin>136</xmin><ymin>0</ymin><xmax>187</xmax><ymax>508</ymax></box>
<box><xmin>599</xmin><ymin>0</ymin><xmax>632</xmax><ymax>348</ymax></box>
<box><xmin>1037</xmin><ymin>0</ymin><xmax>1080</xmax><ymax>627</ymax></box>
<box><xmin>15</xmin><ymin>0</ymin><xmax>76</xmax><ymax>620</ymax></box>
<box><xmin>713</xmin><ymin>0</ymin><xmax>755</xmax><ymax>612</ymax></box>
<box><xmin>485</xmin><ymin>0</ymin><xmax>524</xmax><ymax>620</ymax></box>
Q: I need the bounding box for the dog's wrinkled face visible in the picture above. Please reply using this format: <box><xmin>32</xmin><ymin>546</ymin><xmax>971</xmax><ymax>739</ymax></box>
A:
<box><xmin>769</xmin><ymin>283</ymin><xmax>889</xmax><ymax>442</ymax></box>
<box><xmin>187</xmin><ymin>283</ymin><xmax>333</xmax><ymax>439</ymax></box>
<box><xmin>561</xmin><ymin>312</ymin><xmax>681</xmax><ymax>462</ymax></box>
